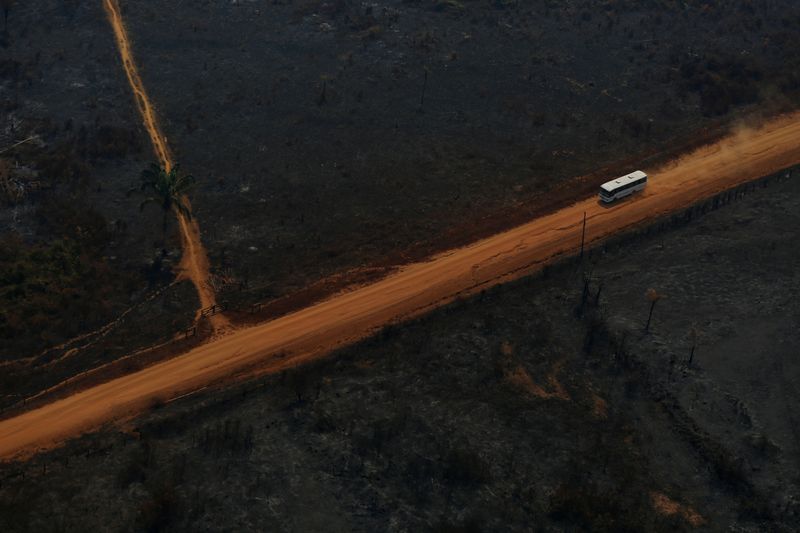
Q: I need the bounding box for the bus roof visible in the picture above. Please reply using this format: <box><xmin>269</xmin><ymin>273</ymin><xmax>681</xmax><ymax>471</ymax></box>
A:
<box><xmin>600</xmin><ymin>170</ymin><xmax>647</xmax><ymax>192</ymax></box>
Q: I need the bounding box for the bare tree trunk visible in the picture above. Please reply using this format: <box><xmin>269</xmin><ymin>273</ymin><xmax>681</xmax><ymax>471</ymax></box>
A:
<box><xmin>578</xmin><ymin>277</ymin><xmax>590</xmax><ymax>317</ymax></box>
<box><xmin>419</xmin><ymin>69</ymin><xmax>428</xmax><ymax>111</ymax></box>
<box><xmin>317</xmin><ymin>80</ymin><xmax>326</xmax><ymax>106</ymax></box>
<box><xmin>645</xmin><ymin>300</ymin><xmax>657</xmax><ymax>331</ymax></box>
<box><xmin>579</xmin><ymin>211</ymin><xmax>586</xmax><ymax>260</ymax></box>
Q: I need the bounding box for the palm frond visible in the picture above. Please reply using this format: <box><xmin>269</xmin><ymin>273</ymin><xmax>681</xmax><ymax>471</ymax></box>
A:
<box><xmin>174</xmin><ymin>202</ymin><xmax>193</xmax><ymax>220</ymax></box>
<box><xmin>140</xmin><ymin>162</ymin><xmax>161</xmax><ymax>181</ymax></box>
<box><xmin>133</xmin><ymin>162</ymin><xmax>197</xmax><ymax>227</ymax></box>
<box><xmin>139</xmin><ymin>197</ymin><xmax>159</xmax><ymax>212</ymax></box>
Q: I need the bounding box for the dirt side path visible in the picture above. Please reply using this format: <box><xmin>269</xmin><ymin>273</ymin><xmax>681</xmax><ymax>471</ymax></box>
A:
<box><xmin>1</xmin><ymin>112</ymin><xmax>799</xmax><ymax>461</ymax></box>
<box><xmin>102</xmin><ymin>0</ymin><xmax>229</xmax><ymax>332</ymax></box>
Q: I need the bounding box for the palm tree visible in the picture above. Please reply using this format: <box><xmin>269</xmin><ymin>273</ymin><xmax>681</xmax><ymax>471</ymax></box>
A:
<box><xmin>135</xmin><ymin>162</ymin><xmax>195</xmax><ymax>237</ymax></box>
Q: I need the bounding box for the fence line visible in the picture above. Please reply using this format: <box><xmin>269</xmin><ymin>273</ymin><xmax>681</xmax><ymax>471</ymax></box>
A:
<box><xmin>200</xmin><ymin>304</ymin><xmax>223</xmax><ymax>318</ymax></box>
<box><xmin>593</xmin><ymin>168</ymin><xmax>792</xmax><ymax>257</ymax></box>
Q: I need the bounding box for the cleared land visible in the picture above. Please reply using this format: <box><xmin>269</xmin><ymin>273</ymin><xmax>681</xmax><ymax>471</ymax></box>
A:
<box><xmin>2</xmin><ymin>4</ymin><xmax>798</xmax><ymax>529</ymax></box>
<box><xmin>1</xmin><ymin>167</ymin><xmax>797</xmax><ymax>532</ymax></box>
<box><xmin>4</xmin><ymin>0</ymin><xmax>800</xmax><ymax>409</ymax></box>
<box><xmin>118</xmin><ymin>0</ymin><xmax>800</xmax><ymax>310</ymax></box>
<box><xmin>1</xmin><ymin>112</ymin><xmax>799</xmax><ymax>460</ymax></box>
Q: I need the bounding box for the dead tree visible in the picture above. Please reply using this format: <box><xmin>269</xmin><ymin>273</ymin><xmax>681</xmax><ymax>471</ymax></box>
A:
<box><xmin>1</xmin><ymin>0</ymin><xmax>14</xmax><ymax>32</ymax></box>
<box><xmin>644</xmin><ymin>288</ymin><xmax>663</xmax><ymax>332</ymax></box>
<box><xmin>688</xmin><ymin>326</ymin><xmax>699</xmax><ymax>366</ymax></box>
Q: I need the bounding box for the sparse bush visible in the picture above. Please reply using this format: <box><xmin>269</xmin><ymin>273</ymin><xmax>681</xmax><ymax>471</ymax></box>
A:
<box><xmin>0</xmin><ymin>228</ymin><xmax>128</xmax><ymax>359</ymax></box>
<box><xmin>679</xmin><ymin>53</ymin><xmax>762</xmax><ymax>116</ymax></box>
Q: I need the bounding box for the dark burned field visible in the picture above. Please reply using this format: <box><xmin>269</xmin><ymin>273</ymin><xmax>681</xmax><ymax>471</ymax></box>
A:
<box><xmin>2</xmin><ymin>170</ymin><xmax>798</xmax><ymax>531</ymax></box>
<box><xmin>119</xmin><ymin>0</ymin><xmax>800</xmax><ymax>308</ymax></box>
<box><xmin>1</xmin><ymin>2</ymin><xmax>800</xmax><ymax>529</ymax></box>
<box><xmin>2</xmin><ymin>1</ymin><xmax>800</xmax><ymax>401</ymax></box>
<box><xmin>0</xmin><ymin>1</ymin><xmax>198</xmax><ymax>409</ymax></box>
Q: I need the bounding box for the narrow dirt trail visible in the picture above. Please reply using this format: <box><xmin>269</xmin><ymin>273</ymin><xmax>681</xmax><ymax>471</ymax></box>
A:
<box><xmin>175</xmin><ymin>204</ymin><xmax>225</xmax><ymax>326</ymax></box>
<box><xmin>102</xmin><ymin>0</ymin><xmax>170</xmax><ymax>171</ymax></box>
<box><xmin>102</xmin><ymin>0</ymin><xmax>229</xmax><ymax>331</ymax></box>
<box><xmin>1</xmin><ymin>112</ymin><xmax>798</xmax><ymax>460</ymax></box>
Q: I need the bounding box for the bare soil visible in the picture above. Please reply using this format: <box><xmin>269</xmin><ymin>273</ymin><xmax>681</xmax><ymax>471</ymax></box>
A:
<box><xmin>3</xmin><ymin>116</ymin><xmax>798</xmax><ymax>458</ymax></box>
<box><xmin>3</xmin><ymin>0</ymin><xmax>800</xmax><ymax>408</ymax></box>
<box><xmin>1</xmin><ymin>166</ymin><xmax>797</xmax><ymax>531</ymax></box>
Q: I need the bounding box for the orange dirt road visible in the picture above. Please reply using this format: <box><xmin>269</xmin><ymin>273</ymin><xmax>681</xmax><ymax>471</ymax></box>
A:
<box><xmin>1</xmin><ymin>113</ymin><xmax>799</xmax><ymax>461</ymax></box>
<box><xmin>102</xmin><ymin>0</ymin><xmax>229</xmax><ymax>331</ymax></box>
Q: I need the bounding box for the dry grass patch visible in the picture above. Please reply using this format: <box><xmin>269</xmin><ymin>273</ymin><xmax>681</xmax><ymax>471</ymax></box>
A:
<box><xmin>500</xmin><ymin>342</ymin><xmax>569</xmax><ymax>400</ymax></box>
<box><xmin>650</xmin><ymin>491</ymin><xmax>706</xmax><ymax>527</ymax></box>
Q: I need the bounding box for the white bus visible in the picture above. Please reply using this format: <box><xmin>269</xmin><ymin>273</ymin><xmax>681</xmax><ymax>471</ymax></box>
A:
<box><xmin>599</xmin><ymin>170</ymin><xmax>647</xmax><ymax>203</ymax></box>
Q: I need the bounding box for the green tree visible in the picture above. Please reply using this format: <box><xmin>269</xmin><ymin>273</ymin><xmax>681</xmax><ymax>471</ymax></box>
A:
<box><xmin>135</xmin><ymin>163</ymin><xmax>195</xmax><ymax>237</ymax></box>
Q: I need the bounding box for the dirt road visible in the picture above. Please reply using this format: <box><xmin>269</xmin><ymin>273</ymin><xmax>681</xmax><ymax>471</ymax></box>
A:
<box><xmin>1</xmin><ymin>113</ymin><xmax>799</xmax><ymax>461</ymax></box>
<box><xmin>102</xmin><ymin>0</ymin><xmax>229</xmax><ymax>331</ymax></box>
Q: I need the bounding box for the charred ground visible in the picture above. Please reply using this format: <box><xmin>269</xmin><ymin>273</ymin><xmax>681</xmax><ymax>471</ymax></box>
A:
<box><xmin>117</xmin><ymin>0</ymin><xmax>800</xmax><ymax>309</ymax></box>
<box><xmin>0</xmin><ymin>1</ymin><xmax>196</xmax><ymax>408</ymax></box>
<box><xmin>1</xmin><ymin>2</ymin><xmax>800</xmax><ymax>530</ymax></box>
<box><xmin>2</xmin><ymin>0</ymin><xmax>800</xmax><ymax>399</ymax></box>
<box><xmin>2</xmin><ymin>169</ymin><xmax>798</xmax><ymax>532</ymax></box>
